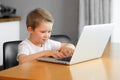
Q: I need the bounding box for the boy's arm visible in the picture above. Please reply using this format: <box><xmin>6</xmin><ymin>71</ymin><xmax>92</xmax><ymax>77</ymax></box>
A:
<box><xmin>18</xmin><ymin>50</ymin><xmax>65</xmax><ymax>64</ymax></box>
<box><xmin>18</xmin><ymin>52</ymin><xmax>44</xmax><ymax>64</ymax></box>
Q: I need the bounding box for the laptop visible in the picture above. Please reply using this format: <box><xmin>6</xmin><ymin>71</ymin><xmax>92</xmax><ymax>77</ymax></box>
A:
<box><xmin>37</xmin><ymin>23</ymin><xmax>114</xmax><ymax>65</ymax></box>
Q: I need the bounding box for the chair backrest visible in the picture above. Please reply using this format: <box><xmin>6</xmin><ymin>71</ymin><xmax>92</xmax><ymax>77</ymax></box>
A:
<box><xmin>3</xmin><ymin>40</ymin><xmax>22</xmax><ymax>69</ymax></box>
<box><xmin>3</xmin><ymin>35</ymin><xmax>71</xmax><ymax>69</ymax></box>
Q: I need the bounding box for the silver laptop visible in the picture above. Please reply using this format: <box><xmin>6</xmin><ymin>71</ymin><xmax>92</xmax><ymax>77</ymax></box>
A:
<box><xmin>37</xmin><ymin>23</ymin><xmax>114</xmax><ymax>65</ymax></box>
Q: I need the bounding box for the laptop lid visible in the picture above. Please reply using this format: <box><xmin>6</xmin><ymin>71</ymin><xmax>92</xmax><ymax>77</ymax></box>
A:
<box><xmin>70</xmin><ymin>23</ymin><xmax>114</xmax><ymax>64</ymax></box>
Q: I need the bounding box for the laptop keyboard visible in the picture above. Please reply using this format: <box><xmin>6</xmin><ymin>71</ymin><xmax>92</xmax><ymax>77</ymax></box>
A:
<box><xmin>57</xmin><ymin>56</ymin><xmax>72</xmax><ymax>61</ymax></box>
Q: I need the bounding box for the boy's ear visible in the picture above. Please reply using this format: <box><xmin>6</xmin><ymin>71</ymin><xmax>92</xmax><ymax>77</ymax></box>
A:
<box><xmin>27</xmin><ymin>27</ymin><xmax>33</xmax><ymax>33</ymax></box>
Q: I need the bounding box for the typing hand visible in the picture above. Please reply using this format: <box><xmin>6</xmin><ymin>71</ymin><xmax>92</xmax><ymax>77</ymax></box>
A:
<box><xmin>42</xmin><ymin>50</ymin><xmax>66</xmax><ymax>59</ymax></box>
<box><xmin>59</xmin><ymin>47</ymin><xmax>74</xmax><ymax>57</ymax></box>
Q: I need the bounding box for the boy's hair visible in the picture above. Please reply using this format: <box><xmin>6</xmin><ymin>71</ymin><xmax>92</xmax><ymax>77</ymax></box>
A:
<box><xmin>26</xmin><ymin>8</ymin><xmax>54</xmax><ymax>30</ymax></box>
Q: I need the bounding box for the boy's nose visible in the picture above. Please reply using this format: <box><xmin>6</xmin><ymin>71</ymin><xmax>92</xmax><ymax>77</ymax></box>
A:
<box><xmin>44</xmin><ymin>33</ymin><xmax>50</xmax><ymax>38</ymax></box>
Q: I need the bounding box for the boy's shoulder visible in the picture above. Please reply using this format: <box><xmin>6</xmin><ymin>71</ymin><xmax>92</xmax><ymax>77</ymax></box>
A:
<box><xmin>19</xmin><ymin>39</ymin><xmax>30</xmax><ymax>46</ymax></box>
<box><xmin>20</xmin><ymin>39</ymin><xmax>29</xmax><ymax>43</ymax></box>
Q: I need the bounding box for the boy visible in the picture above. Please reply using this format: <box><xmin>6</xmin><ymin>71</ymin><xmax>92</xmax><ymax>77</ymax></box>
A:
<box><xmin>17</xmin><ymin>8</ymin><xmax>75</xmax><ymax>64</ymax></box>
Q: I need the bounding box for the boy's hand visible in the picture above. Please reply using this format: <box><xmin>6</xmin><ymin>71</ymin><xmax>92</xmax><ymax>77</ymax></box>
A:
<box><xmin>41</xmin><ymin>43</ymin><xmax>75</xmax><ymax>59</ymax></box>
<box><xmin>42</xmin><ymin>50</ymin><xmax>66</xmax><ymax>59</ymax></box>
<box><xmin>60</xmin><ymin>43</ymin><xmax>75</xmax><ymax>57</ymax></box>
<box><xmin>59</xmin><ymin>47</ymin><xmax>74</xmax><ymax>57</ymax></box>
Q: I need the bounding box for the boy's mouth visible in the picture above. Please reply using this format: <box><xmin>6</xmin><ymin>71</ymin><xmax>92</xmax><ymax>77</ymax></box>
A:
<box><xmin>42</xmin><ymin>39</ymin><xmax>48</xmax><ymax>42</ymax></box>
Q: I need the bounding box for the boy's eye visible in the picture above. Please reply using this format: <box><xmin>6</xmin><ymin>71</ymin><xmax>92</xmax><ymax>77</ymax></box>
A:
<box><xmin>48</xmin><ymin>31</ymin><xmax>51</xmax><ymax>33</ymax></box>
<box><xmin>40</xmin><ymin>31</ymin><xmax>51</xmax><ymax>33</ymax></box>
<box><xmin>40</xmin><ymin>31</ymin><xmax>46</xmax><ymax>33</ymax></box>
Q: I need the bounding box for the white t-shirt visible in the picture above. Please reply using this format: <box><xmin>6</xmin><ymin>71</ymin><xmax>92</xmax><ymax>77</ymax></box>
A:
<box><xmin>17</xmin><ymin>39</ymin><xmax>61</xmax><ymax>57</ymax></box>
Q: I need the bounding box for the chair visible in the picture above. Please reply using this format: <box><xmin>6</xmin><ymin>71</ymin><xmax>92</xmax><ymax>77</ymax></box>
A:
<box><xmin>3</xmin><ymin>40</ymin><xmax>22</xmax><ymax>69</ymax></box>
<box><xmin>3</xmin><ymin>35</ymin><xmax>71</xmax><ymax>69</ymax></box>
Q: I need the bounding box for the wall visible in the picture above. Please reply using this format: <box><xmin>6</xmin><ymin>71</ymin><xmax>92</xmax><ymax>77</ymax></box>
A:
<box><xmin>1</xmin><ymin>0</ymin><xmax>79</xmax><ymax>44</ymax></box>
<box><xmin>1</xmin><ymin>0</ymin><xmax>120</xmax><ymax>45</ymax></box>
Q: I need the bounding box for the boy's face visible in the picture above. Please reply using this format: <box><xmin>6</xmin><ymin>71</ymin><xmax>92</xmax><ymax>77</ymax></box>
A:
<box><xmin>28</xmin><ymin>21</ymin><xmax>53</xmax><ymax>44</ymax></box>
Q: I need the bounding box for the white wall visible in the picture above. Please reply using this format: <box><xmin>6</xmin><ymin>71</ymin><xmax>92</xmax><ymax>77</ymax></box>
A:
<box><xmin>1</xmin><ymin>0</ymin><xmax>79</xmax><ymax>44</ymax></box>
<box><xmin>111</xmin><ymin>0</ymin><xmax>120</xmax><ymax>43</ymax></box>
<box><xmin>0</xmin><ymin>21</ymin><xmax>20</xmax><ymax>65</ymax></box>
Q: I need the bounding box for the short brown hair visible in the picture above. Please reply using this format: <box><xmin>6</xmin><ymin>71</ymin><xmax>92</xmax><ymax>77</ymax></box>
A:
<box><xmin>26</xmin><ymin>8</ymin><xmax>54</xmax><ymax>30</ymax></box>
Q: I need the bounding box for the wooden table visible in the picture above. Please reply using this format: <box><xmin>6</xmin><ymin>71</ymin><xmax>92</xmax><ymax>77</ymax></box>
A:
<box><xmin>0</xmin><ymin>43</ymin><xmax>120</xmax><ymax>80</ymax></box>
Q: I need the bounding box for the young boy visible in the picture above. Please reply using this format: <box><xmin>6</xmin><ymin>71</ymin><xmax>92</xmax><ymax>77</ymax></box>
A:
<box><xmin>17</xmin><ymin>8</ymin><xmax>75</xmax><ymax>64</ymax></box>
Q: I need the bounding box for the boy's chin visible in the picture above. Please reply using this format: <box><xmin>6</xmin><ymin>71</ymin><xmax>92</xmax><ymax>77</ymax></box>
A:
<box><xmin>40</xmin><ymin>40</ymin><xmax>47</xmax><ymax>44</ymax></box>
<box><xmin>41</xmin><ymin>41</ymin><xmax>46</xmax><ymax>44</ymax></box>
<box><xmin>36</xmin><ymin>39</ymin><xmax>48</xmax><ymax>44</ymax></box>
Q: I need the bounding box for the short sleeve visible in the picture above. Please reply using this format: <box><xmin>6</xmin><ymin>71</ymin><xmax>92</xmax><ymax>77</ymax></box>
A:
<box><xmin>48</xmin><ymin>39</ymin><xmax>61</xmax><ymax>50</ymax></box>
<box><xmin>18</xmin><ymin>42</ymin><xmax>30</xmax><ymax>56</ymax></box>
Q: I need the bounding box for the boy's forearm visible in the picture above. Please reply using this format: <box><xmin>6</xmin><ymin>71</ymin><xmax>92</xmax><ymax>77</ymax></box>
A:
<box><xmin>18</xmin><ymin>50</ymin><xmax>59</xmax><ymax>64</ymax></box>
<box><xmin>18</xmin><ymin>51</ymin><xmax>49</xmax><ymax>64</ymax></box>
